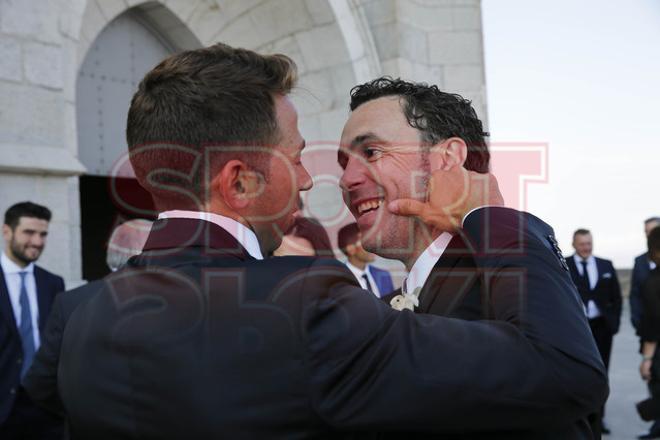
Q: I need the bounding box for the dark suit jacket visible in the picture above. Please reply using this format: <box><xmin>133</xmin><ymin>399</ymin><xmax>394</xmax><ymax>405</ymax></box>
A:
<box><xmin>640</xmin><ymin>268</ymin><xmax>660</xmax><ymax>343</ymax></box>
<box><xmin>566</xmin><ymin>255</ymin><xmax>622</xmax><ymax>334</ymax></box>
<box><xmin>47</xmin><ymin>211</ymin><xmax>605</xmax><ymax>439</ymax></box>
<box><xmin>383</xmin><ymin>209</ymin><xmax>605</xmax><ymax>439</ymax></box>
<box><xmin>367</xmin><ymin>265</ymin><xmax>394</xmax><ymax>297</ymax></box>
<box><xmin>23</xmin><ymin>279</ymin><xmax>104</xmax><ymax>417</ymax></box>
<box><xmin>631</xmin><ymin>252</ymin><xmax>652</xmax><ymax>332</ymax></box>
<box><xmin>0</xmin><ymin>265</ymin><xmax>64</xmax><ymax>424</ymax></box>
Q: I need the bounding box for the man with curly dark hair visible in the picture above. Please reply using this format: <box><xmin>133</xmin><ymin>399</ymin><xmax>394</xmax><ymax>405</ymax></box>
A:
<box><xmin>339</xmin><ymin>77</ymin><xmax>604</xmax><ymax>439</ymax></box>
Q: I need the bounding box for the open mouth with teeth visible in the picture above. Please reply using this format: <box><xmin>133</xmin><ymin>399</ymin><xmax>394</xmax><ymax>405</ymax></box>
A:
<box><xmin>356</xmin><ymin>198</ymin><xmax>384</xmax><ymax>216</ymax></box>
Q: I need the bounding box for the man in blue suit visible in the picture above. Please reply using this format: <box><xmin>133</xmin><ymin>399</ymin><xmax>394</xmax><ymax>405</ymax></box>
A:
<box><xmin>337</xmin><ymin>222</ymin><xmax>395</xmax><ymax>297</ymax></box>
<box><xmin>631</xmin><ymin>217</ymin><xmax>660</xmax><ymax>333</ymax></box>
<box><xmin>0</xmin><ymin>201</ymin><xmax>64</xmax><ymax>438</ymax></box>
<box><xmin>566</xmin><ymin>228</ymin><xmax>622</xmax><ymax>434</ymax></box>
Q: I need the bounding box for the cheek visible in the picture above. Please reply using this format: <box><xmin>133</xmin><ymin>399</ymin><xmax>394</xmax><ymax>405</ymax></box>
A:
<box><xmin>376</xmin><ymin>157</ymin><xmax>425</xmax><ymax>199</ymax></box>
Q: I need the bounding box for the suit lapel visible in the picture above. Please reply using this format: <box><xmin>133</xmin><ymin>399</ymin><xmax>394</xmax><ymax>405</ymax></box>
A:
<box><xmin>34</xmin><ymin>267</ymin><xmax>52</xmax><ymax>331</ymax></box>
<box><xmin>0</xmin><ymin>270</ymin><xmax>19</xmax><ymax>337</ymax></box>
<box><xmin>417</xmin><ymin>235</ymin><xmax>477</xmax><ymax>314</ymax></box>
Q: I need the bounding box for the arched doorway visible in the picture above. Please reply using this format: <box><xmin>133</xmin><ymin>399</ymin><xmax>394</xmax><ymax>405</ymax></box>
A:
<box><xmin>76</xmin><ymin>7</ymin><xmax>199</xmax><ymax>279</ymax></box>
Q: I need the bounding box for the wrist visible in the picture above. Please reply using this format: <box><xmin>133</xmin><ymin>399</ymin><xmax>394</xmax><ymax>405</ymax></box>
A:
<box><xmin>643</xmin><ymin>356</ymin><xmax>654</xmax><ymax>361</ymax></box>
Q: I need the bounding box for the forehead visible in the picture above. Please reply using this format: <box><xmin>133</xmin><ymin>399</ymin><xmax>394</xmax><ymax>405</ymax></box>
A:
<box><xmin>574</xmin><ymin>233</ymin><xmax>592</xmax><ymax>242</ymax></box>
<box><xmin>15</xmin><ymin>216</ymin><xmax>49</xmax><ymax>230</ymax></box>
<box><xmin>342</xmin><ymin>96</ymin><xmax>416</xmax><ymax>143</ymax></box>
<box><xmin>274</xmin><ymin>95</ymin><xmax>301</xmax><ymax>144</ymax></box>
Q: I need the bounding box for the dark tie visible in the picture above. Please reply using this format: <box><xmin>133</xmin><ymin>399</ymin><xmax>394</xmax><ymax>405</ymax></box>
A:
<box><xmin>580</xmin><ymin>260</ymin><xmax>591</xmax><ymax>291</ymax></box>
<box><xmin>362</xmin><ymin>273</ymin><xmax>374</xmax><ymax>294</ymax></box>
<box><xmin>18</xmin><ymin>272</ymin><xmax>36</xmax><ymax>378</ymax></box>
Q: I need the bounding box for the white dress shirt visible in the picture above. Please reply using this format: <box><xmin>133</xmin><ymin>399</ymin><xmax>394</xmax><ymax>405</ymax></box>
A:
<box><xmin>1</xmin><ymin>252</ymin><xmax>41</xmax><ymax>348</ymax></box>
<box><xmin>157</xmin><ymin>210</ymin><xmax>264</xmax><ymax>260</ymax></box>
<box><xmin>573</xmin><ymin>254</ymin><xmax>601</xmax><ymax>319</ymax></box>
<box><xmin>345</xmin><ymin>262</ymin><xmax>381</xmax><ymax>298</ymax></box>
<box><xmin>402</xmin><ymin>207</ymin><xmax>496</xmax><ymax>299</ymax></box>
<box><xmin>404</xmin><ymin>232</ymin><xmax>454</xmax><ymax>296</ymax></box>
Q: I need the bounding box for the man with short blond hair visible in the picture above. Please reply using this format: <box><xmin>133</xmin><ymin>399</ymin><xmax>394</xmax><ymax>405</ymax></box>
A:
<box><xmin>566</xmin><ymin>228</ymin><xmax>622</xmax><ymax>434</ymax></box>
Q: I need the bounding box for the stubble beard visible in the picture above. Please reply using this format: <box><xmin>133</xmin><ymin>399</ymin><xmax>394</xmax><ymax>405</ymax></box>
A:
<box><xmin>10</xmin><ymin>237</ymin><xmax>40</xmax><ymax>266</ymax></box>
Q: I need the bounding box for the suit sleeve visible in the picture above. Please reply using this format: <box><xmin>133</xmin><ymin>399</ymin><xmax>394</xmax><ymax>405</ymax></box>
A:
<box><xmin>22</xmin><ymin>292</ymin><xmax>66</xmax><ymax>416</ymax></box>
<box><xmin>304</xmin><ymin>208</ymin><xmax>608</xmax><ymax>433</ymax></box>
<box><xmin>630</xmin><ymin>260</ymin><xmax>643</xmax><ymax>332</ymax></box>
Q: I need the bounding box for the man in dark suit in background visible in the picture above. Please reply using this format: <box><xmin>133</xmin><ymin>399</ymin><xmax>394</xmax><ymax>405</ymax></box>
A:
<box><xmin>38</xmin><ymin>44</ymin><xmax>606</xmax><ymax>439</ymax></box>
<box><xmin>629</xmin><ymin>216</ymin><xmax>660</xmax><ymax>439</ymax></box>
<box><xmin>0</xmin><ymin>201</ymin><xmax>64</xmax><ymax>439</ymax></box>
<box><xmin>337</xmin><ymin>222</ymin><xmax>395</xmax><ymax>297</ymax></box>
<box><xmin>338</xmin><ymin>77</ymin><xmax>604</xmax><ymax>439</ymax></box>
<box><xmin>631</xmin><ymin>217</ymin><xmax>660</xmax><ymax>332</ymax></box>
<box><xmin>567</xmin><ymin>228</ymin><xmax>622</xmax><ymax>434</ymax></box>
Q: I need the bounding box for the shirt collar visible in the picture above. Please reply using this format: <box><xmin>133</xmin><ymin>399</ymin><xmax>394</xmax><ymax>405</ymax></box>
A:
<box><xmin>405</xmin><ymin>232</ymin><xmax>453</xmax><ymax>295</ymax></box>
<box><xmin>1</xmin><ymin>251</ymin><xmax>35</xmax><ymax>274</ymax></box>
<box><xmin>346</xmin><ymin>261</ymin><xmax>368</xmax><ymax>277</ymax></box>
<box><xmin>157</xmin><ymin>210</ymin><xmax>264</xmax><ymax>260</ymax></box>
<box><xmin>573</xmin><ymin>254</ymin><xmax>595</xmax><ymax>265</ymax></box>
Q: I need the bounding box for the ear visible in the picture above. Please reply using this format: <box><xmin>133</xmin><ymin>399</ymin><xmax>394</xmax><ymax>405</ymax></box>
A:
<box><xmin>428</xmin><ymin>137</ymin><xmax>468</xmax><ymax>171</ymax></box>
<box><xmin>345</xmin><ymin>243</ymin><xmax>356</xmax><ymax>257</ymax></box>
<box><xmin>211</xmin><ymin>160</ymin><xmax>265</xmax><ymax>211</ymax></box>
<box><xmin>2</xmin><ymin>224</ymin><xmax>11</xmax><ymax>242</ymax></box>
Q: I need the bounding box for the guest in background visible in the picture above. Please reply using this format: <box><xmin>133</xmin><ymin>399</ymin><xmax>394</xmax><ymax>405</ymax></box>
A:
<box><xmin>337</xmin><ymin>222</ymin><xmax>394</xmax><ymax>298</ymax></box>
<box><xmin>631</xmin><ymin>217</ymin><xmax>660</xmax><ymax>333</ymax></box>
<box><xmin>632</xmin><ymin>217</ymin><xmax>660</xmax><ymax>439</ymax></box>
<box><xmin>106</xmin><ymin>218</ymin><xmax>153</xmax><ymax>271</ymax></box>
<box><xmin>566</xmin><ymin>228</ymin><xmax>622</xmax><ymax>435</ymax></box>
<box><xmin>273</xmin><ymin>216</ymin><xmax>333</xmax><ymax>257</ymax></box>
<box><xmin>0</xmin><ymin>201</ymin><xmax>64</xmax><ymax>439</ymax></box>
<box><xmin>637</xmin><ymin>226</ymin><xmax>660</xmax><ymax>438</ymax></box>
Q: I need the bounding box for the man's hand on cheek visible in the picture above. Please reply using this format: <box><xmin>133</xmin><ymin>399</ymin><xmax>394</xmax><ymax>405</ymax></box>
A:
<box><xmin>387</xmin><ymin>165</ymin><xmax>504</xmax><ymax>232</ymax></box>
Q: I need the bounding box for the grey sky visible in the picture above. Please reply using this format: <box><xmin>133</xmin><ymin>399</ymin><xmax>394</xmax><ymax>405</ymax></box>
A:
<box><xmin>482</xmin><ymin>0</ymin><xmax>660</xmax><ymax>268</ymax></box>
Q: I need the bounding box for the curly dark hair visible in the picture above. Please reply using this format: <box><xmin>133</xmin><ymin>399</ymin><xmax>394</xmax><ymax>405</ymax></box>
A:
<box><xmin>349</xmin><ymin>77</ymin><xmax>490</xmax><ymax>173</ymax></box>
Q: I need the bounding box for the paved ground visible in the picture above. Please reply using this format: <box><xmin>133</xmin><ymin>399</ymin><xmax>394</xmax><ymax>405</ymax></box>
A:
<box><xmin>605</xmin><ymin>302</ymin><xmax>650</xmax><ymax>439</ymax></box>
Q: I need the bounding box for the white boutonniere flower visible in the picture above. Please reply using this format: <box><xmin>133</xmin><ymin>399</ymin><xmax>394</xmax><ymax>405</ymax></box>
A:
<box><xmin>390</xmin><ymin>288</ymin><xmax>421</xmax><ymax>311</ymax></box>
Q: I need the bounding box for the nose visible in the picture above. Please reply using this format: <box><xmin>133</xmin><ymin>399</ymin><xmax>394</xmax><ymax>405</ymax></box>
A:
<box><xmin>339</xmin><ymin>155</ymin><xmax>367</xmax><ymax>193</ymax></box>
<box><xmin>31</xmin><ymin>234</ymin><xmax>45</xmax><ymax>248</ymax></box>
<box><xmin>298</xmin><ymin>165</ymin><xmax>313</xmax><ymax>191</ymax></box>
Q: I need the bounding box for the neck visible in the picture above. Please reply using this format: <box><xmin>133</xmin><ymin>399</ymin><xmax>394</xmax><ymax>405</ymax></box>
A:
<box><xmin>4</xmin><ymin>248</ymin><xmax>28</xmax><ymax>269</ymax></box>
<box><xmin>399</xmin><ymin>232</ymin><xmax>439</xmax><ymax>271</ymax></box>
<box><xmin>348</xmin><ymin>256</ymin><xmax>367</xmax><ymax>270</ymax></box>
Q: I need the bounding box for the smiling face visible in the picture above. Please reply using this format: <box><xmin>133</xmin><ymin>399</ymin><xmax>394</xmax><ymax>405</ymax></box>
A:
<box><xmin>339</xmin><ymin>96</ymin><xmax>432</xmax><ymax>262</ymax></box>
<box><xmin>572</xmin><ymin>232</ymin><xmax>593</xmax><ymax>259</ymax></box>
<box><xmin>2</xmin><ymin>217</ymin><xmax>49</xmax><ymax>267</ymax></box>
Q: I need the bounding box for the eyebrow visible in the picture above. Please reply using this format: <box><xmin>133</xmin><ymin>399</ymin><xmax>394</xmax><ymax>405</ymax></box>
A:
<box><xmin>348</xmin><ymin>133</ymin><xmax>384</xmax><ymax>150</ymax></box>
